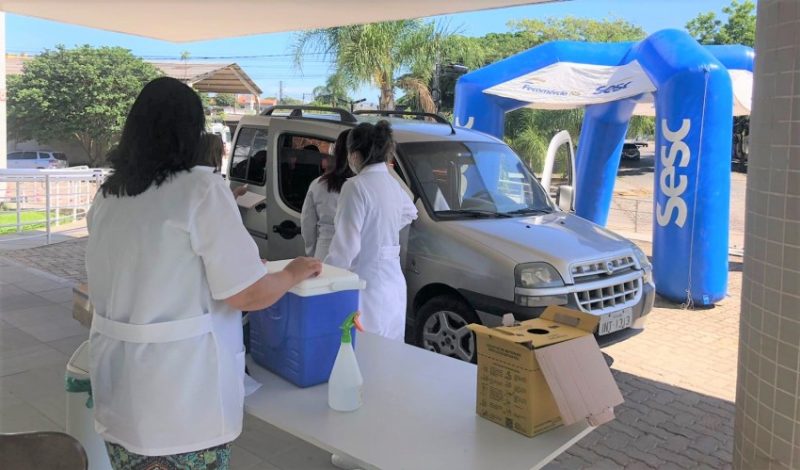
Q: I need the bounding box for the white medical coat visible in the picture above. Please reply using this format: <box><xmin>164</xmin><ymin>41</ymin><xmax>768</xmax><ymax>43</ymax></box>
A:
<box><xmin>300</xmin><ymin>176</ymin><xmax>340</xmax><ymax>260</ymax></box>
<box><xmin>325</xmin><ymin>164</ymin><xmax>418</xmax><ymax>341</ymax></box>
<box><xmin>86</xmin><ymin>167</ymin><xmax>267</xmax><ymax>456</ymax></box>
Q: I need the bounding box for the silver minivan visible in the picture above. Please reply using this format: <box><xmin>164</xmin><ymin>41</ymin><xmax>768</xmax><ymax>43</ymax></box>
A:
<box><xmin>7</xmin><ymin>150</ymin><xmax>69</xmax><ymax>169</ymax></box>
<box><xmin>229</xmin><ymin>106</ymin><xmax>655</xmax><ymax>362</ymax></box>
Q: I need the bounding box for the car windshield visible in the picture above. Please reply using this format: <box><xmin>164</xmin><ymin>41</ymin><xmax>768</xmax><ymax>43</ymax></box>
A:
<box><xmin>399</xmin><ymin>141</ymin><xmax>554</xmax><ymax>218</ymax></box>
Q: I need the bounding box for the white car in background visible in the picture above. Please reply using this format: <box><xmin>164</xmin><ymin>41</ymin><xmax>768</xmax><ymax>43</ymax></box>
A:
<box><xmin>7</xmin><ymin>151</ymin><xmax>69</xmax><ymax>169</ymax></box>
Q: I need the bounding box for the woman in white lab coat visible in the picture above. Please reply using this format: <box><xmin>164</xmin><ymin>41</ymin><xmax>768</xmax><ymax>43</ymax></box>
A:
<box><xmin>198</xmin><ymin>132</ymin><xmax>248</xmax><ymax>198</ymax></box>
<box><xmin>86</xmin><ymin>77</ymin><xmax>321</xmax><ymax>469</ymax></box>
<box><xmin>325</xmin><ymin>121</ymin><xmax>418</xmax><ymax>341</ymax></box>
<box><xmin>300</xmin><ymin>130</ymin><xmax>353</xmax><ymax>259</ymax></box>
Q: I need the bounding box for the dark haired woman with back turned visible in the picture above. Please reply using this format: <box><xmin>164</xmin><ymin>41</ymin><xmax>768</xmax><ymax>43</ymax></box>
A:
<box><xmin>300</xmin><ymin>129</ymin><xmax>353</xmax><ymax>260</ymax></box>
<box><xmin>86</xmin><ymin>77</ymin><xmax>321</xmax><ymax>469</ymax></box>
<box><xmin>198</xmin><ymin>132</ymin><xmax>249</xmax><ymax>198</ymax></box>
<box><xmin>325</xmin><ymin>121</ymin><xmax>418</xmax><ymax>342</ymax></box>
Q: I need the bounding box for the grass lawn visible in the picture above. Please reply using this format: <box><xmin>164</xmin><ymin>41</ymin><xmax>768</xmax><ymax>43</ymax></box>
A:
<box><xmin>0</xmin><ymin>210</ymin><xmax>76</xmax><ymax>234</ymax></box>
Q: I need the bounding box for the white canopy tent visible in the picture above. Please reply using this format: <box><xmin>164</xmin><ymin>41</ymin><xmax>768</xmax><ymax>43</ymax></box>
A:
<box><xmin>0</xmin><ymin>0</ymin><xmax>555</xmax><ymax>168</ymax></box>
<box><xmin>0</xmin><ymin>0</ymin><xmax>552</xmax><ymax>42</ymax></box>
<box><xmin>483</xmin><ymin>60</ymin><xmax>753</xmax><ymax>116</ymax></box>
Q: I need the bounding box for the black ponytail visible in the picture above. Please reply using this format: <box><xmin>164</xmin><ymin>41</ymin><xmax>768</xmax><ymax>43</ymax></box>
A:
<box><xmin>320</xmin><ymin>129</ymin><xmax>353</xmax><ymax>193</ymax></box>
<box><xmin>347</xmin><ymin>120</ymin><xmax>395</xmax><ymax>168</ymax></box>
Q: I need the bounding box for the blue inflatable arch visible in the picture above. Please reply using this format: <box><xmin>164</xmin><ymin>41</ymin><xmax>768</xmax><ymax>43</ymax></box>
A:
<box><xmin>454</xmin><ymin>29</ymin><xmax>754</xmax><ymax>305</ymax></box>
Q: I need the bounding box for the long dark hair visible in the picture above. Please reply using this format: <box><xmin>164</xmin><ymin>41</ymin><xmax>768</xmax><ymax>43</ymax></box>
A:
<box><xmin>101</xmin><ymin>77</ymin><xmax>205</xmax><ymax>197</ymax></box>
<box><xmin>320</xmin><ymin>129</ymin><xmax>353</xmax><ymax>193</ymax></box>
<box><xmin>347</xmin><ymin>120</ymin><xmax>395</xmax><ymax>169</ymax></box>
<box><xmin>197</xmin><ymin>133</ymin><xmax>224</xmax><ymax>173</ymax></box>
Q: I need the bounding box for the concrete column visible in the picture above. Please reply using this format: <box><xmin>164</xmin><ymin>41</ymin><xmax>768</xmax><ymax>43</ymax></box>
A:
<box><xmin>0</xmin><ymin>12</ymin><xmax>7</xmax><ymax>170</ymax></box>
<box><xmin>733</xmin><ymin>1</ymin><xmax>800</xmax><ymax>469</ymax></box>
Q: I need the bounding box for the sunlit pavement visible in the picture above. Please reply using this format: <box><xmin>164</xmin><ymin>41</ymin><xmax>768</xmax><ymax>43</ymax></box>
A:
<box><xmin>1</xmin><ymin>239</ymin><xmax>742</xmax><ymax>469</ymax></box>
<box><xmin>548</xmin><ymin>241</ymin><xmax>740</xmax><ymax>470</ymax></box>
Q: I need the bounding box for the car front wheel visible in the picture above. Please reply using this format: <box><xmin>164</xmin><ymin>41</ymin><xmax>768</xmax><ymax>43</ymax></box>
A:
<box><xmin>415</xmin><ymin>295</ymin><xmax>480</xmax><ymax>363</ymax></box>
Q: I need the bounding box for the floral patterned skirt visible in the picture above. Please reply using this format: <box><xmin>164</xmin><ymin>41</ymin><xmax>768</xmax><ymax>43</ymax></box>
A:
<box><xmin>105</xmin><ymin>442</ymin><xmax>231</xmax><ymax>470</ymax></box>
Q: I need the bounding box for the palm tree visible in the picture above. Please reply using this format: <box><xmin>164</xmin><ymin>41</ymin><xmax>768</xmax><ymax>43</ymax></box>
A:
<box><xmin>294</xmin><ymin>20</ymin><xmax>439</xmax><ymax>110</ymax></box>
<box><xmin>395</xmin><ymin>75</ymin><xmax>436</xmax><ymax>113</ymax></box>
<box><xmin>312</xmin><ymin>73</ymin><xmax>353</xmax><ymax>108</ymax></box>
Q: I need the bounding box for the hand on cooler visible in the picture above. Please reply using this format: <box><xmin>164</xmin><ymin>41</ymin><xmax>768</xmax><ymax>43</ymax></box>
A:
<box><xmin>232</xmin><ymin>185</ymin><xmax>249</xmax><ymax>198</ymax></box>
<box><xmin>285</xmin><ymin>257</ymin><xmax>322</xmax><ymax>283</ymax></box>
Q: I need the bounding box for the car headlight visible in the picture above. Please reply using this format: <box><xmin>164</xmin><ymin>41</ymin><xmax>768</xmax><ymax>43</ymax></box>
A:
<box><xmin>632</xmin><ymin>246</ymin><xmax>651</xmax><ymax>270</ymax></box>
<box><xmin>632</xmin><ymin>246</ymin><xmax>653</xmax><ymax>284</ymax></box>
<box><xmin>515</xmin><ymin>263</ymin><xmax>564</xmax><ymax>288</ymax></box>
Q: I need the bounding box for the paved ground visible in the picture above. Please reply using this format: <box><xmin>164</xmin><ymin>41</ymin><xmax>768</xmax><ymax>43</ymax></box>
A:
<box><xmin>549</xmin><ymin>247</ymin><xmax>741</xmax><ymax>470</ymax></box>
<box><xmin>606</xmin><ymin>152</ymin><xmax>747</xmax><ymax>253</ymax></box>
<box><xmin>0</xmin><ymin>236</ymin><xmax>742</xmax><ymax>470</ymax></box>
<box><xmin>0</xmin><ymin>236</ymin><xmax>88</xmax><ymax>283</ymax></box>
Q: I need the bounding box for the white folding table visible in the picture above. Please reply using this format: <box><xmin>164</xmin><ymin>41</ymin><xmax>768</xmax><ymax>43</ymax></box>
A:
<box><xmin>245</xmin><ymin>332</ymin><xmax>592</xmax><ymax>470</ymax></box>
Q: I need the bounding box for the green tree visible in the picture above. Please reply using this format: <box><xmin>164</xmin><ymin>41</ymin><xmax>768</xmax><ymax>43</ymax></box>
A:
<box><xmin>312</xmin><ymin>73</ymin><xmax>353</xmax><ymax>108</ymax></box>
<box><xmin>413</xmin><ymin>34</ymin><xmax>486</xmax><ymax>113</ymax></box>
<box><xmin>686</xmin><ymin>0</ymin><xmax>756</xmax><ymax>47</ymax></box>
<box><xmin>686</xmin><ymin>0</ymin><xmax>756</xmax><ymax>170</ymax></box>
<box><xmin>461</xmin><ymin>16</ymin><xmax>646</xmax><ymax>66</ymax></box>
<box><xmin>294</xmin><ymin>20</ymin><xmax>441</xmax><ymax>110</ymax></box>
<box><xmin>509</xmin><ymin>16</ymin><xmax>646</xmax><ymax>44</ymax></box>
<box><xmin>197</xmin><ymin>92</ymin><xmax>212</xmax><ymax>109</ymax></box>
<box><xmin>8</xmin><ymin>45</ymin><xmax>161</xmax><ymax>165</ymax></box>
<box><xmin>279</xmin><ymin>96</ymin><xmax>304</xmax><ymax>106</ymax></box>
<box><xmin>214</xmin><ymin>93</ymin><xmax>236</xmax><ymax>107</ymax></box>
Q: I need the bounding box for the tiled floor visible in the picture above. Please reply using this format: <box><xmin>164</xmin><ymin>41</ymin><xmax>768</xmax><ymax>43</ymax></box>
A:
<box><xmin>0</xmin><ymin>258</ymin><xmax>338</xmax><ymax>470</ymax></box>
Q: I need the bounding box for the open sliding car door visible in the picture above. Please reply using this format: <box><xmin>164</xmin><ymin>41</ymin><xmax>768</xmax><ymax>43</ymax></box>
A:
<box><xmin>540</xmin><ymin>130</ymin><xmax>576</xmax><ymax>212</ymax></box>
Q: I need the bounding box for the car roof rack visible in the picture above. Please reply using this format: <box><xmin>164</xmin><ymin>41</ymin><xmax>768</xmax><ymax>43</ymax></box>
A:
<box><xmin>353</xmin><ymin>110</ymin><xmax>456</xmax><ymax>135</ymax></box>
<box><xmin>261</xmin><ymin>105</ymin><xmax>358</xmax><ymax>124</ymax></box>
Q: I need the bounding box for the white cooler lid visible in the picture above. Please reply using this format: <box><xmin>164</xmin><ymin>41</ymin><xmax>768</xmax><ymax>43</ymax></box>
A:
<box><xmin>265</xmin><ymin>260</ymin><xmax>365</xmax><ymax>297</ymax></box>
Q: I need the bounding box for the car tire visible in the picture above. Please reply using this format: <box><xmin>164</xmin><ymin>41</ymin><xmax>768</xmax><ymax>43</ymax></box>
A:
<box><xmin>415</xmin><ymin>295</ymin><xmax>480</xmax><ymax>363</ymax></box>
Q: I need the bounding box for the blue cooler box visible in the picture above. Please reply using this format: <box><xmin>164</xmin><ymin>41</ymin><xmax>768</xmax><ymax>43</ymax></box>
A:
<box><xmin>249</xmin><ymin>260</ymin><xmax>364</xmax><ymax>388</ymax></box>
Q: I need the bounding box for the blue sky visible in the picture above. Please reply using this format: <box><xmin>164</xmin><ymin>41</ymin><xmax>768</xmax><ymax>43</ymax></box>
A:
<box><xmin>6</xmin><ymin>0</ymin><xmax>739</xmax><ymax>103</ymax></box>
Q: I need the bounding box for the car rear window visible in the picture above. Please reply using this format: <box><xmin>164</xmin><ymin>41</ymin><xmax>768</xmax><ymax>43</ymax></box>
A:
<box><xmin>10</xmin><ymin>152</ymin><xmax>38</xmax><ymax>160</ymax></box>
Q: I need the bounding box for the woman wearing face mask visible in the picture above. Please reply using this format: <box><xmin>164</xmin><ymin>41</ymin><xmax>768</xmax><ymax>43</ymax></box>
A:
<box><xmin>300</xmin><ymin>130</ymin><xmax>353</xmax><ymax>260</ymax></box>
<box><xmin>325</xmin><ymin>121</ymin><xmax>418</xmax><ymax>342</ymax></box>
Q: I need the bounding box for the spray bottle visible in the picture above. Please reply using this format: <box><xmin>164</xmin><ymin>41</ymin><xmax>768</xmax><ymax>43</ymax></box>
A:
<box><xmin>328</xmin><ymin>312</ymin><xmax>364</xmax><ymax>412</ymax></box>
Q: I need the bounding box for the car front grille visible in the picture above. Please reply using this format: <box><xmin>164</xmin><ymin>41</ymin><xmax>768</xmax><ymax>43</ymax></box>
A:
<box><xmin>571</xmin><ymin>255</ymin><xmax>641</xmax><ymax>314</ymax></box>
<box><xmin>574</xmin><ymin>277</ymin><xmax>641</xmax><ymax>314</ymax></box>
<box><xmin>571</xmin><ymin>255</ymin><xmax>636</xmax><ymax>282</ymax></box>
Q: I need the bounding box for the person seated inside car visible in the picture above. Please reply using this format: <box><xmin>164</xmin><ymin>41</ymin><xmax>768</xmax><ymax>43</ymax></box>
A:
<box><xmin>231</xmin><ymin>150</ymin><xmax>267</xmax><ymax>183</ymax></box>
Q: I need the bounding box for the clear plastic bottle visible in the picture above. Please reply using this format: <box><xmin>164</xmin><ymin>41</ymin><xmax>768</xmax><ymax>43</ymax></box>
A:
<box><xmin>328</xmin><ymin>312</ymin><xmax>364</xmax><ymax>412</ymax></box>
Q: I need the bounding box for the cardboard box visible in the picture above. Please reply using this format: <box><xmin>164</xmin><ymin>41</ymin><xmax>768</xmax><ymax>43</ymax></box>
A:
<box><xmin>468</xmin><ymin>306</ymin><xmax>624</xmax><ymax>438</ymax></box>
<box><xmin>72</xmin><ymin>283</ymin><xmax>93</xmax><ymax>328</ymax></box>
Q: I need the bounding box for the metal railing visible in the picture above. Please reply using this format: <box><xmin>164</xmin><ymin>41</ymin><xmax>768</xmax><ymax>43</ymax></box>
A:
<box><xmin>606</xmin><ymin>196</ymin><xmax>745</xmax><ymax>253</ymax></box>
<box><xmin>0</xmin><ymin>168</ymin><xmax>109</xmax><ymax>244</ymax></box>
<box><xmin>606</xmin><ymin>197</ymin><xmax>653</xmax><ymax>235</ymax></box>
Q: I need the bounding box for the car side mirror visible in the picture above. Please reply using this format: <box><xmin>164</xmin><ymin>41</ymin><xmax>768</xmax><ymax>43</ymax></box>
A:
<box><xmin>556</xmin><ymin>185</ymin><xmax>574</xmax><ymax>212</ymax></box>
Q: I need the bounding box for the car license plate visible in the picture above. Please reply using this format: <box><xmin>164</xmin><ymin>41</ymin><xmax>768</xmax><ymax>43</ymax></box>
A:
<box><xmin>599</xmin><ymin>308</ymin><xmax>633</xmax><ymax>336</ymax></box>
